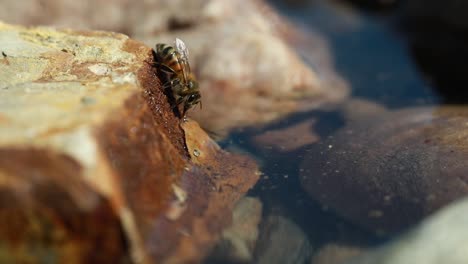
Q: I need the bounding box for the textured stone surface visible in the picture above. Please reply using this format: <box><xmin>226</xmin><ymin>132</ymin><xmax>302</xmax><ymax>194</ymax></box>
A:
<box><xmin>153</xmin><ymin>121</ymin><xmax>260</xmax><ymax>264</ymax></box>
<box><xmin>301</xmin><ymin>106</ymin><xmax>468</xmax><ymax>234</ymax></box>
<box><xmin>252</xmin><ymin>118</ymin><xmax>320</xmax><ymax>152</ymax></box>
<box><xmin>346</xmin><ymin>197</ymin><xmax>468</xmax><ymax>264</ymax></box>
<box><xmin>208</xmin><ymin>196</ymin><xmax>263</xmax><ymax>263</ymax></box>
<box><xmin>0</xmin><ymin>0</ymin><xmax>349</xmax><ymax>137</ymax></box>
<box><xmin>254</xmin><ymin>215</ymin><xmax>312</xmax><ymax>264</ymax></box>
<box><xmin>0</xmin><ymin>22</ymin><xmax>259</xmax><ymax>263</ymax></box>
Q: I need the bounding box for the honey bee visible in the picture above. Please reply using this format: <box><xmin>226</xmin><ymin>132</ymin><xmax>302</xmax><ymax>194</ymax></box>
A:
<box><xmin>153</xmin><ymin>38</ymin><xmax>201</xmax><ymax>116</ymax></box>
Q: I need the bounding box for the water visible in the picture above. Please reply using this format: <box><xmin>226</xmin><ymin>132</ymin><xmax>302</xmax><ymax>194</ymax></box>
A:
<box><xmin>271</xmin><ymin>0</ymin><xmax>439</xmax><ymax>108</ymax></box>
<box><xmin>212</xmin><ymin>1</ymin><xmax>454</xmax><ymax>263</ymax></box>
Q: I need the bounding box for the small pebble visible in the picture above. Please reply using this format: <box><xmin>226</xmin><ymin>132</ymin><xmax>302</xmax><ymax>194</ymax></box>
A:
<box><xmin>193</xmin><ymin>149</ymin><xmax>201</xmax><ymax>157</ymax></box>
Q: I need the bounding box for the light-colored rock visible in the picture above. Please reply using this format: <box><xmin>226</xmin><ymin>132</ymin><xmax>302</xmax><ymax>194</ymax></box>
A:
<box><xmin>0</xmin><ymin>20</ymin><xmax>150</xmax><ymax>264</ymax></box>
<box><xmin>209</xmin><ymin>196</ymin><xmax>263</xmax><ymax>263</ymax></box>
<box><xmin>254</xmin><ymin>215</ymin><xmax>312</xmax><ymax>264</ymax></box>
<box><xmin>346</xmin><ymin>197</ymin><xmax>468</xmax><ymax>264</ymax></box>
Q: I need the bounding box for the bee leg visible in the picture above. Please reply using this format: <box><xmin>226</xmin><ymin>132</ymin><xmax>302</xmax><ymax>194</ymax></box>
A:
<box><xmin>175</xmin><ymin>96</ymin><xmax>185</xmax><ymax>106</ymax></box>
<box><xmin>162</xmin><ymin>81</ymin><xmax>173</xmax><ymax>90</ymax></box>
<box><xmin>182</xmin><ymin>103</ymin><xmax>189</xmax><ymax>117</ymax></box>
<box><xmin>170</xmin><ymin>97</ymin><xmax>186</xmax><ymax>117</ymax></box>
<box><xmin>162</xmin><ymin>78</ymin><xmax>181</xmax><ymax>91</ymax></box>
<box><xmin>158</xmin><ymin>64</ymin><xmax>177</xmax><ymax>75</ymax></box>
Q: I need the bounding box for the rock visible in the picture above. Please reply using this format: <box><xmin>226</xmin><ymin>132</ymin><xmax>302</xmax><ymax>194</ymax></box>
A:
<box><xmin>340</xmin><ymin>98</ymin><xmax>388</xmax><ymax>123</ymax></box>
<box><xmin>300</xmin><ymin>106</ymin><xmax>468</xmax><ymax>234</ymax></box>
<box><xmin>0</xmin><ymin>0</ymin><xmax>350</xmax><ymax>137</ymax></box>
<box><xmin>153</xmin><ymin>121</ymin><xmax>260</xmax><ymax>264</ymax></box>
<box><xmin>346</xmin><ymin>197</ymin><xmax>468</xmax><ymax>264</ymax></box>
<box><xmin>311</xmin><ymin>243</ymin><xmax>366</xmax><ymax>264</ymax></box>
<box><xmin>254</xmin><ymin>215</ymin><xmax>312</xmax><ymax>264</ymax></box>
<box><xmin>0</xmin><ymin>22</ymin><xmax>259</xmax><ymax>263</ymax></box>
<box><xmin>251</xmin><ymin>118</ymin><xmax>320</xmax><ymax>152</ymax></box>
<box><xmin>208</xmin><ymin>196</ymin><xmax>263</xmax><ymax>263</ymax></box>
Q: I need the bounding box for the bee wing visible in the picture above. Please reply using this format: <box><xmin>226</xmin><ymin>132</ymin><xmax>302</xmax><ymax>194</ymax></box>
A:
<box><xmin>175</xmin><ymin>38</ymin><xmax>189</xmax><ymax>58</ymax></box>
<box><xmin>174</xmin><ymin>38</ymin><xmax>191</xmax><ymax>81</ymax></box>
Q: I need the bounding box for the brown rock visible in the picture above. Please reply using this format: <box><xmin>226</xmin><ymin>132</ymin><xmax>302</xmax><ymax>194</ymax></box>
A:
<box><xmin>252</xmin><ymin>118</ymin><xmax>320</xmax><ymax>152</ymax></box>
<box><xmin>0</xmin><ymin>22</ymin><xmax>259</xmax><ymax>263</ymax></box>
<box><xmin>0</xmin><ymin>149</ymin><xmax>127</xmax><ymax>264</ymax></box>
<box><xmin>151</xmin><ymin>120</ymin><xmax>260</xmax><ymax>264</ymax></box>
<box><xmin>340</xmin><ymin>98</ymin><xmax>388</xmax><ymax>123</ymax></box>
<box><xmin>301</xmin><ymin>106</ymin><xmax>468</xmax><ymax>234</ymax></box>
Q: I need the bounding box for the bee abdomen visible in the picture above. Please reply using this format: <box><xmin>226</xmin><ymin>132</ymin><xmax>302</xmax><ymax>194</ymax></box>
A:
<box><xmin>156</xmin><ymin>48</ymin><xmax>183</xmax><ymax>72</ymax></box>
<box><xmin>155</xmin><ymin>44</ymin><xmax>175</xmax><ymax>58</ymax></box>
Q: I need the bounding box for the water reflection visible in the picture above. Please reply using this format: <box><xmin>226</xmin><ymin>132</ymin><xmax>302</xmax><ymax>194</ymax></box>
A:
<box><xmin>271</xmin><ymin>0</ymin><xmax>439</xmax><ymax>108</ymax></box>
<box><xmin>210</xmin><ymin>0</ymin><xmax>464</xmax><ymax>263</ymax></box>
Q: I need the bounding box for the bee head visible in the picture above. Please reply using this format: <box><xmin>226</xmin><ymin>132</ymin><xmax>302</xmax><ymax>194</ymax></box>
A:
<box><xmin>187</xmin><ymin>92</ymin><xmax>201</xmax><ymax>105</ymax></box>
<box><xmin>182</xmin><ymin>92</ymin><xmax>201</xmax><ymax>115</ymax></box>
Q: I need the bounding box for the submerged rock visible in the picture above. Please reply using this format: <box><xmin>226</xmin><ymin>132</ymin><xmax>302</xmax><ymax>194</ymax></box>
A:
<box><xmin>208</xmin><ymin>196</ymin><xmax>263</xmax><ymax>263</ymax></box>
<box><xmin>311</xmin><ymin>243</ymin><xmax>366</xmax><ymax>264</ymax></box>
<box><xmin>0</xmin><ymin>22</ymin><xmax>259</xmax><ymax>263</ymax></box>
<box><xmin>301</xmin><ymin>105</ymin><xmax>468</xmax><ymax>234</ymax></box>
<box><xmin>254</xmin><ymin>215</ymin><xmax>312</xmax><ymax>264</ymax></box>
<box><xmin>251</xmin><ymin>118</ymin><xmax>320</xmax><ymax>153</ymax></box>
